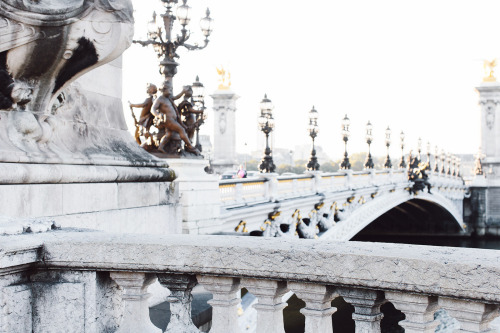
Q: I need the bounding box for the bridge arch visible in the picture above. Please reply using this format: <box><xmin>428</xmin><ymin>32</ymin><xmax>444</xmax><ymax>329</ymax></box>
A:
<box><xmin>321</xmin><ymin>190</ymin><xmax>465</xmax><ymax>242</ymax></box>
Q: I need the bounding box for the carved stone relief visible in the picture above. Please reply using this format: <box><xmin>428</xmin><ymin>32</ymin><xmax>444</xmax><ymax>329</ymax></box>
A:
<box><xmin>219</xmin><ymin>112</ymin><xmax>226</xmax><ymax>134</ymax></box>
<box><xmin>486</xmin><ymin>103</ymin><xmax>495</xmax><ymax>130</ymax></box>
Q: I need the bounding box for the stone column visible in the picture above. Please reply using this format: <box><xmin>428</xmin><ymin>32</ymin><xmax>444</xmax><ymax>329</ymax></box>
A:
<box><xmin>197</xmin><ymin>275</ymin><xmax>241</xmax><ymax>333</ymax></box>
<box><xmin>242</xmin><ymin>278</ymin><xmax>289</xmax><ymax>333</ymax></box>
<box><xmin>385</xmin><ymin>292</ymin><xmax>438</xmax><ymax>333</ymax></box>
<box><xmin>472</xmin><ymin>82</ymin><xmax>500</xmax><ymax>235</ymax></box>
<box><xmin>289</xmin><ymin>282</ymin><xmax>337</xmax><ymax>333</ymax></box>
<box><xmin>109</xmin><ymin>272</ymin><xmax>161</xmax><ymax>333</ymax></box>
<box><xmin>338</xmin><ymin>288</ymin><xmax>385</xmax><ymax>333</ymax></box>
<box><xmin>439</xmin><ymin>298</ymin><xmax>499</xmax><ymax>333</ymax></box>
<box><xmin>211</xmin><ymin>89</ymin><xmax>239</xmax><ymax>174</ymax></box>
<box><xmin>157</xmin><ymin>274</ymin><xmax>200</xmax><ymax>333</ymax></box>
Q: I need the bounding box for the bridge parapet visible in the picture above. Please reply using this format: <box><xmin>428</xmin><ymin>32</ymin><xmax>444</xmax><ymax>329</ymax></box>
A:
<box><xmin>220</xmin><ymin>170</ymin><xmax>465</xmax><ymax>236</ymax></box>
<box><xmin>2</xmin><ymin>231</ymin><xmax>498</xmax><ymax>332</ymax></box>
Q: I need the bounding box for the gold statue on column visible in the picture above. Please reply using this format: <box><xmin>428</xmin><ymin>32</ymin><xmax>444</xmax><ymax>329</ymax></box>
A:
<box><xmin>483</xmin><ymin>59</ymin><xmax>497</xmax><ymax>82</ymax></box>
<box><xmin>216</xmin><ymin>66</ymin><xmax>231</xmax><ymax>90</ymax></box>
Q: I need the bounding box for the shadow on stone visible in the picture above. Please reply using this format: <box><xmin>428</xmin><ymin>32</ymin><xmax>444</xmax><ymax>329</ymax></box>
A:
<box><xmin>149</xmin><ymin>291</ymin><xmax>213</xmax><ymax>332</ymax></box>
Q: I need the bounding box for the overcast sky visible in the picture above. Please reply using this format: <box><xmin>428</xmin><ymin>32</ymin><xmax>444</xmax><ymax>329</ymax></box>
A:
<box><xmin>123</xmin><ymin>0</ymin><xmax>500</xmax><ymax>159</ymax></box>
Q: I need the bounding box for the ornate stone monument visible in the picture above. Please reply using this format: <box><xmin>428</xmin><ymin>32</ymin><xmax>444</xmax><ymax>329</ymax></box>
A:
<box><xmin>471</xmin><ymin>60</ymin><xmax>500</xmax><ymax>235</ymax></box>
<box><xmin>0</xmin><ymin>0</ymin><xmax>180</xmax><ymax>234</ymax></box>
<box><xmin>211</xmin><ymin>67</ymin><xmax>239</xmax><ymax>173</ymax></box>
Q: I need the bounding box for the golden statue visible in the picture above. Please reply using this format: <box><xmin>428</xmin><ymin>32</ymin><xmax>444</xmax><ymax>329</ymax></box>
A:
<box><xmin>483</xmin><ymin>59</ymin><xmax>497</xmax><ymax>82</ymax></box>
<box><xmin>216</xmin><ymin>66</ymin><xmax>231</xmax><ymax>90</ymax></box>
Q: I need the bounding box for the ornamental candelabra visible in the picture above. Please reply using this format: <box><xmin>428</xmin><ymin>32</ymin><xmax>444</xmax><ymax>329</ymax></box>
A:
<box><xmin>364</xmin><ymin>121</ymin><xmax>374</xmax><ymax>169</ymax></box>
<box><xmin>417</xmin><ymin>137</ymin><xmax>422</xmax><ymax>161</ymax></box>
<box><xmin>399</xmin><ymin>131</ymin><xmax>406</xmax><ymax>169</ymax></box>
<box><xmin>446</xmin><ymin>153</ymin><xmax>451</xmax><ymax>175</ymax></box>
<box><xmin>440</xmin><ymin>149</ymin><xmax>446</xmax><ymax>174</ymax></box>
<box><xmin>306</xmin><ymin>106</ymin><xmax>320</xmax><ymax>171</ymax></box>
<box><xmin>258</xmin><ymin>94</ymin><xmax>276</xmax><ymax>173</ymax></box>
<box><xmin>384</xmin><ymin>126</ymin><xmax>392</xmax><ymax>169</ymax></box>
<box><xmin>456</xmin><ymin>157</ymin><xmax>461</xmax><ymax>178</ymax></box>
<box><xmin>340</xmin><ymin>114</ymin><xmax>351</xmax><ymax>170</ymax></box>
<box><xmin>434</xmin><ymin>146</ymin><xmax>440</xmax><ymax>172</ymax></box>
<box><xmin>452</xmin><ymin>156</ymin><xmax>457</xmax><ymax>176</ymax></box>
<box><xmin>133</xmin><ymin>0</ymin><xmax>214</xmax><ymax>92</ymax></box>
<box><xmin>191</xmin><ymin>75</ymin><xmax>206</xmax><ymax>152</ymax></box>
<box><xmin>426</xmin><ymin>141</ymin><xmax>431</xmax><ymax>164</ymax></box>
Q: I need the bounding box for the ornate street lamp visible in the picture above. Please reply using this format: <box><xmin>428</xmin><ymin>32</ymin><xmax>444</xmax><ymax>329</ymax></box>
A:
<box><xmin>426</xmin><ymin>141</ymin><xmax>431</xmax><ymax>164</ymax></box>
<box><xmin>451</xmin><ymin>156</ymin><xmax>457</xmax><ymax>176</ymax></box>
<box><xmin>384</xmin><ymin>126</ymin><xmax>392</xmax><ymax>169</ymax></box>
<box><xmin>434</xmin><ymin>146</ymin><xmax>440</xmax><ymax>172</ymax></box>
<box><xmin>191</xmin><ymin>75</ymin><xmax>206</xmax><ymax>151</ymax></box>
<box><xmin>446</xmin><ymin>153</ymin><xmax>451</xmax><ymax>175</ymax></box>
<box><xmin>340</xmin><ymin>114</ymin><xmax>351</xmax><ymax>170</ymax></box>
<box><xmin>399</xmin><ymin>131</ymin><xmax>406</xmax><ymax>169</ymax></box>
<box><xmin>306</xmin><ymin>106</ymin><xmax>320</xmax><ymax>171</ymax></box>
<box><xmin>456</xmin><ymin>157</ymin><xmax>461</xmax><ymax>178</ymax></box>
<box><xmin>258</xmin><ymin>94</ymin><xmax>276</xmax><ymax>173</ymax></box>
<box><xmin>440</xmin><ymin>149</ymin><xmax>446</xmax><ymax>174</ymax></box>
<box><xmin>364</xmin><ymin>121</ymin><xmax>374</xmax><ymax>169</ymax></box>
<box><xmin>417</xmin><ymin>137</ymin><xmax>422</xmax><ymax>161</ymax></box>
<box><xmin>134</xmin><ymin>0</ymin><xmax>214</xmax><ymax>92</ymax></box>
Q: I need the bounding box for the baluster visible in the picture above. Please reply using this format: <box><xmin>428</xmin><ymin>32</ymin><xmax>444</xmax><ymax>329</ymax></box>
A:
<box><xmin>242</xmin><ymin>278</ymin><xmax>289</xmax><ymax>333</ymax></box>
<box><xmin>439</xmin><ymin>298</ymin><xmax>499</xmax><ymax>332</ymax></box>
<box><xmin>109</xmin><ymin>272</ymin><xmax>161</xmax><ymax>333</ymax></box>
<box><xmin>386</xmin><ymin>292</ymin><xmax>438</xmax><ymax>333</ymax></box>
<box><xmin>157</xmin><ymin>274</ymin><xmax>200</xmax><ymax>333</ymax></box>
<box><xmin>235</xmin><ymin>183</ymin><xmax>243</xmax><ymax>203</ymax></box>
<box><xmin>338</xmin><ymin>288</ymin><xmax>385</xmax><ymax>333</ymax></box>
<box><xmin>197</xmin><ymin>276</ymin><xmax>241</xmax><ymax>333</ymax></box>
<box><xmin>289</xmin><ymin>282</ymin><xmax>337</xmax><ymax>333</ymax></box>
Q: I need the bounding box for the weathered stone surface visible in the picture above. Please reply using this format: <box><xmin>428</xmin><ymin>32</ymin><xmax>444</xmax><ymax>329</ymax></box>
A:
<box><xmin>289</xmin><ymin>282</ymin><xmax>337</xmax><ymax>333</ymax></box>
<box><xmin>1</xmin><ymin>232</ymin><xmax>498</xmax><ymax>304</ymax></box>
<box><xmin>242</xmin><ymin>278</ymin><xmax>288</xmax><ymax>333</ymax></box>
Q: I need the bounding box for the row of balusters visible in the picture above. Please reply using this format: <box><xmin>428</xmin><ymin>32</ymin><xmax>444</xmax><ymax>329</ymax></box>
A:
<box><xmin>110</xmin><ymin>272</ymin><xmax>498</xmax><ymax>333</ymax></box>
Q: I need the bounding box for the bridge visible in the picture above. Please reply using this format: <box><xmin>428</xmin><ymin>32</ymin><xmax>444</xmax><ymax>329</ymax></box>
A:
<box><xmin>217</xmin><ymin>168</ymin><xmax>466</xmax><ymax>241</ymax></box>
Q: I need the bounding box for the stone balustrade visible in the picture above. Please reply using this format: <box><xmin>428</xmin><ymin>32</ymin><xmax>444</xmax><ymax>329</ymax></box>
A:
<box><xmin>219</xmin><ymin>169</ymin><xmax>466</xmax><ymax>236</ymax></box>
<box><xmin>220</xmin><ymin>169</ymin><xmax>461</xmax><ymax>209</ymax></box>
<box><xmin>1</xmin><ymin>230</ymin><xmax>498</xmax><ymax>332</ymax></box>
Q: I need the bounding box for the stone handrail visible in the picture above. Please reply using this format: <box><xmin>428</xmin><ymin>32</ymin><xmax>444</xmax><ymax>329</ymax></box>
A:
<box><xmin>219</xmin><ymin>169</ymin><xmax>462</xmax><ymax>209</ymax></box>
<box><xmin>2</xmin><ymin>230</ymin><xmax>498</xmax><ymax>332</ymax></box>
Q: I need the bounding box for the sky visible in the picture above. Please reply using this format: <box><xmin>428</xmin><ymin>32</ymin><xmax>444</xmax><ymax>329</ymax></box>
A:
<box><xmin>123</xmin><ymin>0</ymin><xmax>500</xmax><ymax>160</ymax></box>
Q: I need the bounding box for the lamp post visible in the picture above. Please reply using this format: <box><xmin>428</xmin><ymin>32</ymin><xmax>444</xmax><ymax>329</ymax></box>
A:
<box><xmin>364</xmin><ymin>121</ymin><xmax>374</xmax><ymax>169</ymax></box>
<box><xmin>258</xmin><ymin>94</ymin><xmax>276</xmax><ymax>173</ymax></box>
<box><xmin>133</xmin><ymin>0</ymin><xmax>214</xmax><ymax>92</ymax></box>
<box><xmin>399</xmin><ymin>131</ymin><xmax>406</xmax><ymax>169</ymax></box>
<box><xmin>426</xmin><ymin>141</ymin><xmax>431</xmax><ymax>164</ymax></box>
<box><xmin>446</xmin><ymin>153</ymin><xmax>451</xmax><ymax>175</ymax></box>
<box><xmin>340</xmin><ymin>114</ymin><xmax>351</xmax><ymax>170</ymax></box>
<box><xmin>191</xmin><ymin>75</ymin><xmax>206</xmax><ymax>152</ymax></box>
<box><xmin>384</xmin><ymin>126</ymin><xmax>392</xmax><ymax>169</ymax></box>
<box><xmin>417</xmin><ymin>137</ymin><xmax>422</xmax><ymax>161</ymax></box>
<box><xmin>306</xmin><ymin>106</ymin><xmax>320</xmax><ymax>171</ymax></box>
<box><xmin>452</xmin><ymin>156</ymin><xmax>457</xmax><ymax>176</ymax></box>
<box><xmin>434</xmin><ymin>146</ymin><xmax>440</xmax><ymax>172</ymax></box>
<box><xmin>440</xmin><ymin>149</ymin><xmax>446</xmax><ymax>174</ymax></box>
